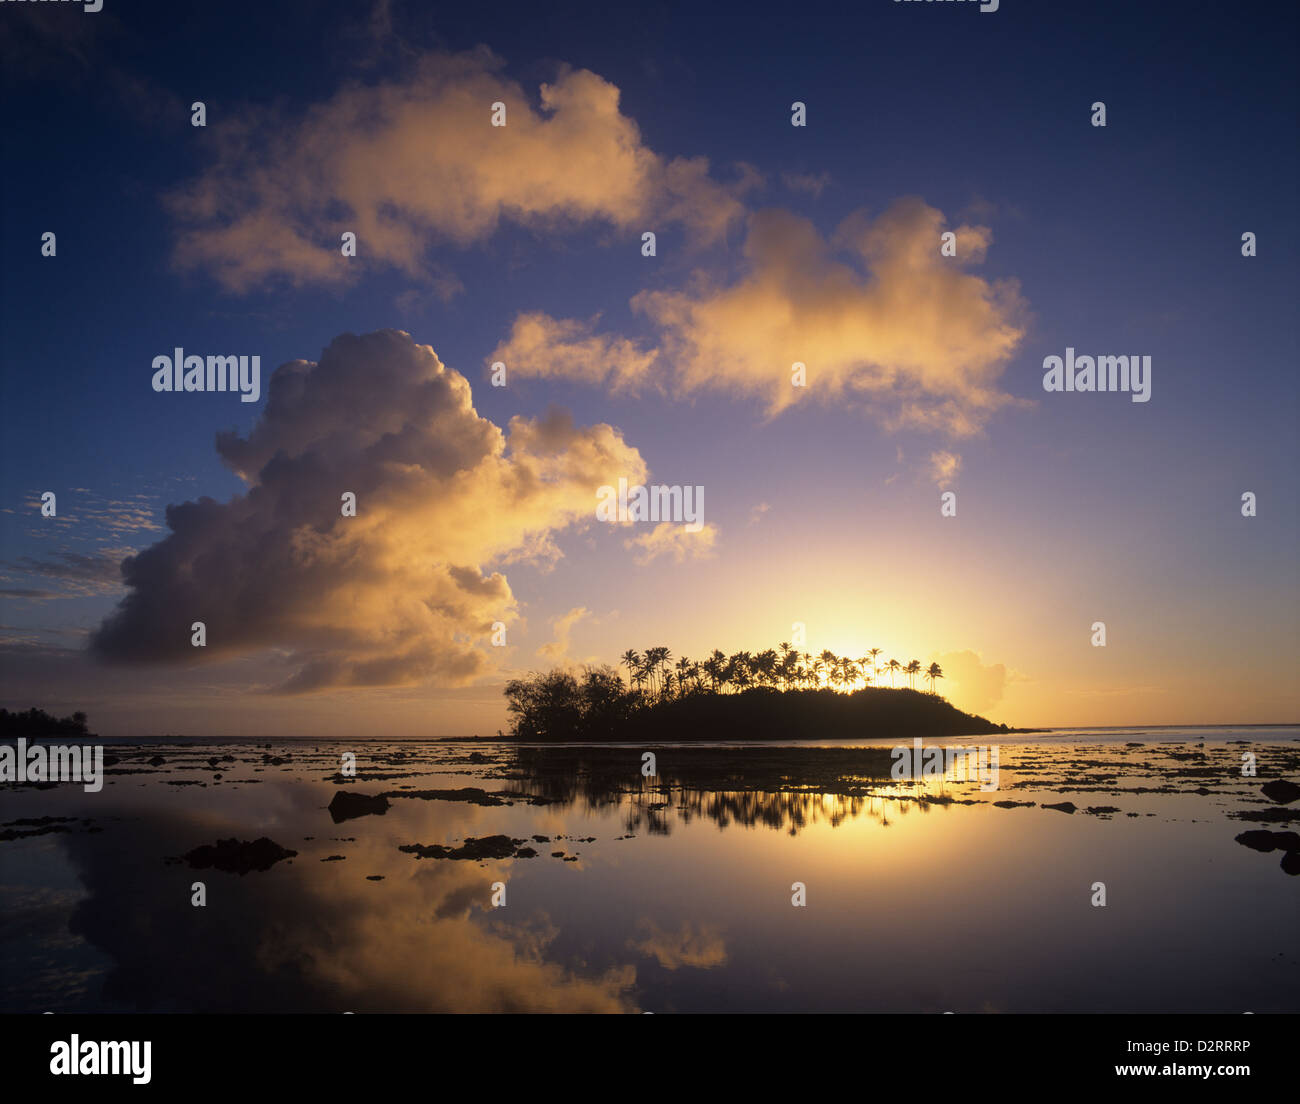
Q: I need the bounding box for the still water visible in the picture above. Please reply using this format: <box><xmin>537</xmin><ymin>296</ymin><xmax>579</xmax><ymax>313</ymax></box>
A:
<box><xmin>2</xmin><ymin>730</ymin><xmax>1297</xmax><ymax>1012</ymax></box>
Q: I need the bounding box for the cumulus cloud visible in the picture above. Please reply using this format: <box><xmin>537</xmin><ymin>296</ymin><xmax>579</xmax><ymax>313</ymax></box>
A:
<box><xmin>168</xmin><ymin>49</ymin><xmax>749</xmax><ymax>292</ymax></box>
<box><xmin>933</xmin><ymin>650</ymin><xmax>1010</xmax><ymax>714</ymax></box>
<box><xmin>625</xmin><ymin>522</ymin><xmax>718</xmax><ymax>565</ymax></box>
<box><xmin>490</xmin><ymin>312</ymin><xmax>657</xmax><ymax>393</ymax></box>
<box><xmin>89</xmin><ymin>330</ymin><xmax>646</xmax><ymax>693</ymax></box>
<box><xmin>493</xmin><ymin>198</ymin><xmax>1028</xmax><ymax>436</ymax></box>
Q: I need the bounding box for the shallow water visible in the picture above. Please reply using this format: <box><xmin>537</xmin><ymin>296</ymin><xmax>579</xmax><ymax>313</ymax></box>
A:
<box><xmin>2</xmin><ymin>731</ymin><xmax>1297</xmax><ymax>1012</ymax></box>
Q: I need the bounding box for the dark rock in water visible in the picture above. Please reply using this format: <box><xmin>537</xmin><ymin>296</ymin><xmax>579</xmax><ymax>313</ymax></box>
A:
<box><xmin>1230</xmin><ymin>807</ymin><xmax>1299</xmax><ymax>824</ymax></box>
<box><xmin>531</xmin><ymin>834</ymin><xmax>551</xmax><ymax>843</ymax></box>
<box><xmin>181</xmin><ymin>837</ymin><xmax>297</xmax><ymax>874</ymax></box>
<box><xmin>321</xmin><ymin>855</ymin><xmax>346</xmax><ymax>862</ymax></box>
<box><xmin>993</xmin><ymin>800</ymin><xmax>1034</xmax><ymax>808</ymax></box>
<box><xmin>1237</xmin><ymin>830</ymin><xmax>1280</xmax><ymax>852</ymax></box>
<box><xmin>1261</xmin><ymin>779</ymin><xmax>1300</xmax><ymax>804</ymax></box>
<box><xmin>147</xmin><ymin>755</ymin><xmax>166</xmax><ymax>766</ymax></box>
<box><xmin>1041</xmin><ymin>801</ymin><xmax>1077</xmax><ymax>814</ymax></box>
<box><xmin>1125</xmin><ymin>742</ymin><xmax>1143</xmax><ymax>748</ymax></box>
<box><xmin>1281</xmin><ymin>851</ymin><xmax>1300</xmax><ymax>876</ymax></box>
<box><xmin>1085</xmin><ymin>806</ymin><xmax>1121</xmax><ymax>815</ymax></box>
<box><xmin>328</xmin><ymin>791</ymin><xmax>390</xmax><ymax>823</ymax></box>
<box><xmin>468</xmin><ymin>751</ymin><xmax>489</xmax><ymax>763</ymax></box>
<box><xmin>365</xmin><ymin>875</ymin><xmax>384</xmax><ymax>881</ymax></box>
<box><xmin>1234</xmin><ymin>829</ymin><xmax>1300</xmax><ymax>853</ymax></box>
<box><xmin>399</xmin><ymin>835</ymin><xmax>534</xmax><ymax>861</ymax></box>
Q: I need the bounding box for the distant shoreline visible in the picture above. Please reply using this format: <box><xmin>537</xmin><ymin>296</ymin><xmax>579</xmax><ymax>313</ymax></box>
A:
<box><xmin>10</xmin><ymin>725</ymin><xmax>1296</xmax><ymax>745</ymax></box>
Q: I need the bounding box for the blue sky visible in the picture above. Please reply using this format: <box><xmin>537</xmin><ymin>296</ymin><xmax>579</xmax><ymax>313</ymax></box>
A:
<box><xmin>1</xmin><ymin>0</ymin><xmax>1296</xmax><ymax>735</ymax></box>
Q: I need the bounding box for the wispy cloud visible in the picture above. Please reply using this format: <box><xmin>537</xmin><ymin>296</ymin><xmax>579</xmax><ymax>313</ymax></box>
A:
<box><xmin>625</xmin><ymin>522</ymin><xmax>718</xmax><ymax>566</ymax></box>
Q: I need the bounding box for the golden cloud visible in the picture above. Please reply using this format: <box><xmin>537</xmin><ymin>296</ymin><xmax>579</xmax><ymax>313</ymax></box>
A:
<box><xmin>168</xmin><ymin>50</ymin><xmax>749</xmax><ymax>291</ymax></box>
<box><xmin>90</xmin><ymin>330</ymin><xmax>647</xmax><ymax>693</ymax></box>
<box><xmin>494</xmin><ymin>198</ymin><xmax>1029</xmax><ymax>436</ymax></box>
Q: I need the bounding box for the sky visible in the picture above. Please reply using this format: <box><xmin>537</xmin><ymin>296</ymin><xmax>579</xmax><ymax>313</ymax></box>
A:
<box><xmin>0</xmin><ymin>0</ymin><xmax>1296</xmax><ymax>737</ymax></box>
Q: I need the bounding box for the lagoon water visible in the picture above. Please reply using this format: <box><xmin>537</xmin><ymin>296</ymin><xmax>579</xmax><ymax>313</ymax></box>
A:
<box><xmin>2</xmin><ymin>728</ymin><xmax>1296</xmax><ymax>1013</ymax></box>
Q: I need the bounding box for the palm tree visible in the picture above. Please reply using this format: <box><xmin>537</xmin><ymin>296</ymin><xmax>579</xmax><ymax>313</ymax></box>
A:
<box><xmin>778</xmin><ymin>643</ymin><xmax>797</xmax><ymax>690</ymax></box>
<box><xmin>867</xmin><ymin>648</ymin><xmax>883</xmax><ymax>684</ymax></box>
<box><xmin>730</xmin><ymin>651</ymin><xmax>754</xmax><ymax>691</ymax></box>
<box><xmin>905</xmin><ymin>659</ymin><xmax>921</xmax><ymax>689</ymax></box>
<box><xmin>818</xmin><ymin>649</ymin><xmax>837</xmax><ymax>690</ymax></box>
<box><xmin>675</xmin><ymin>655</ymin><xmax>693</xmax><ymax>697</ymax></box>
<box><xmin>839</xmin><ymin>657</ymin><xmax>859</xmax><ymax>691</ymax></box>
<box><xmin>704</xmin><ymin>650</ymin><xmax>726</xmax><ymax>693</ymax></box>
<box><xmin>926</xmin><ymin>662</ymin><xmax>944</xmax><ymax>694</ymax></box>
<box><xmin>621</xmin><ymin>649</ymin><xmax>644</xmax><ymax>695</ymax></box>
<box><xmin>642</xmin><ymin>646</ymin><xmax>670</xmax><ymax>698</ymax></box>
<box><xmin>886</xmin><ymin>658</ymin><xmax>901</xmax><ymax>687</ymax></box>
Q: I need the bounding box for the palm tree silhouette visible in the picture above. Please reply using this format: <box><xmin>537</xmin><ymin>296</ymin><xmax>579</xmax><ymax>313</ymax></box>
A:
<box><xmin>905</xmin><ymin>659</ymin><xmax>921</xmax><ymax>689</ymax></box>
<box><xmin>886</xmin><ymin>658</ymin><xmax>901</xmax><ymax>687</ymax></box>
<box><xmin>621</xmin><ymin>649</ymin><xmax>644</xmax><ymax>696</ymax></box>
<box><xmin>818</xmin><ymin>649</ymin><xmax>837</xmax><ymax>690</ymax></box>
<box><xmin>926</xmin><ymin>662</ymin><xmax>944</xmax><ymax>694</ymax></box>
<box><xmin>867</xmin><ymin>648</ymin><xmax>883</xmax><ymax>685</ymax></box>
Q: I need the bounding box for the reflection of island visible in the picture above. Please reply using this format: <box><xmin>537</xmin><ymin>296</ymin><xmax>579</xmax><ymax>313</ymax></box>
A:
<box><xmin>501</xmin><ymin>744</ymin><xmax>966</xmax><ymax>836</ymax></box>
<box><xmin>506</xmin><ymin>645</ymin><xmax>1031</xmax><ymax>743</ymax></box>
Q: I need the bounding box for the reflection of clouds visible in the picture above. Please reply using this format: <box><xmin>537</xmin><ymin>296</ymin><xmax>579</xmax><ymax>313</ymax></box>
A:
<box><xmin>629</xmin><ymin>920</ymin><xmax>727</xmax><ymax>971</ymax></box>
<box><xmin>0</xmin><ymin>883</ymin><xmax>105</xmax><ymax>1012</ymax></box>
<box><xmin>39</xmin><ymin>796</ymin><xmax>637</xmax><ymax>1011</ymax></box>
<box><xmin>289</xmin><ymin>861</ymin><xmax>636</xmax><ymax>1012</ymax></box>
